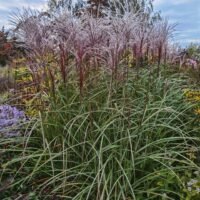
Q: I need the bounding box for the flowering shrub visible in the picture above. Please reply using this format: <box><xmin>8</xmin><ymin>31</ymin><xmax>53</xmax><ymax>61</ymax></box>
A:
<box><xmin>185</xmin><ymin>58</ymin><xmax>198</xmax><ymax>69</ymax></box>
<box><xmin>0</xmin><ymin>105</ymin><xmax>26</xmax><ymax>137</ymax></box>
<box><xmin>181</xmin><ymin>168</ymin><xmax>200</xmax><ymax>200</ymax></box>
<box><xmin>12</xmin><ymin>58</ymin><xmax>44</xmax><ymax>117</ymax></box>
<box><xmin>185</xmin><ymin>90</ymin><xmax>200</xmax><ymax>101</ymax></box>
<box><xmin>184</xmin><ymin>89</ymin><xmax>200</xmax><ymax>117</ymax></box>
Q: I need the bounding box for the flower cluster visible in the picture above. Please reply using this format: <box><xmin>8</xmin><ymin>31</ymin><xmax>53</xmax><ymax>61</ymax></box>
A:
<box><xmin>195</xmin><ymin>108</ymin><xmax>200</xmax><ymax>115</ymax></box>
<box><xmin>184</xmin><ymin>90</ymin><xmax>200</xmax><ymax>116</ymax></box>
<box><xmin>13</xmin><ymin>62</ymin><xmax>40</xmax><ymax>117</ymax></box>
<box><xmin>185</xmin><ymin>59</ymin><xmax>198</xmax><ymax>69</ymax></box>
<box><xmin>186</xmin><ymin>179</ymin><xmax>200</xmax><ymax>194</ymax></box>
<box><xmin>184</xmin><ymin>90</ymin><xmax>200</xmax><ymax>102</ymax></box>
<box><xmin>0</xmin><ymin>105</ymin><xmax>26</xmax><ymax>137</ymax></box>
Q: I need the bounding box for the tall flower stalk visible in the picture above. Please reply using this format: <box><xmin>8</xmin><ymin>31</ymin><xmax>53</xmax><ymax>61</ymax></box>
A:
<box><xmin>11</xmin><ymin>7</ymin><xmax>174</xmax><ymax>95</ymax></box>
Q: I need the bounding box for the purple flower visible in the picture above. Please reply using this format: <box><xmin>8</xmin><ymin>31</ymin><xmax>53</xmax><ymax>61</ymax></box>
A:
<box><xmin>186</xmin><ymin>59</ymin><xmax>198</xmax><ymax>69</ymax></box>
<box><xmin>0</xmin><ymin>105</ymin><xmax>26</xmax><ymax>137</ymax></box>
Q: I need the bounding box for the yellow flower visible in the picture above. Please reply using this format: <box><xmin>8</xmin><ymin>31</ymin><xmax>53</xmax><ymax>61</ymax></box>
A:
<box><xmin>184</xmin><ymin>90</ymin><xmax>200</xmax><ymax>102</ymax></box>
<box><xmin>194</xmin><ymin>108</ymin><xmax>200</xmax><ymax>115</ymax></box>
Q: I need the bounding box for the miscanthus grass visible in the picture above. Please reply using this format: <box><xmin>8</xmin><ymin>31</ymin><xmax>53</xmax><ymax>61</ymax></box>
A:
<box><xmin>0</xmin><ymin>69</ymin><xmax>200</xmax><ymax>199</ymax></box>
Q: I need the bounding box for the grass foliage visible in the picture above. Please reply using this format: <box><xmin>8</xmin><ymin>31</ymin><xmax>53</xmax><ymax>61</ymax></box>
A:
<box><xmin>0</xmin><ymin>3</ymin><xmax>200</xmax><ymax>199</ymax></box>
<box><xmin>1</xmin><ymin>69</ymin><xmax>200</xmax><ymax>199</ymax></box>
<box><xmin>0</xmin><ymin>66</ymin><xmax>13</xmax><ymax>94</ymax></box>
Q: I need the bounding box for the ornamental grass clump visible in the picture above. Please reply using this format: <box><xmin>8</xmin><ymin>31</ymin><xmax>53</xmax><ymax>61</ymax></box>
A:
<box><xmin>10</xmin><ymin>7</ymin><xmax>174</xmax><ymax>99</ymax></box>
<box><xmin>2</xmin><ymin>3</ymin><xmax>199</xmax><ymax>199</ymax></box>
<box><xmin>0</xmin><ymin>105</ymin><xmax>26</xmax><ymax>137</ymax></box>
<box><xmin>1</xmin><ymin>69</ymin><xmax>200</xmax><ymax>199</ymax></box>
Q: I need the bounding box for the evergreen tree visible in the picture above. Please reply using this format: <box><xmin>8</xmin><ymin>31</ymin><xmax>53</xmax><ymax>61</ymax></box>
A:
<box><xmin>48</xmin><ymin>0</ymin><xmax>85</xmax><ymax>14</ymax></box>
<box><xmin>86</xmin><ymin>0</ymin><xmax>109</xmax><ymax>17</ymax></box>
<box><xmin>108</xmin><ymin>0</ymin><xmax>154</xmax><ymax>15</ymax></box>
<box><xmin>0</xmin><ymin>27</ymin><xmax>21</xmax><ymax>66</ymax></box>
<box><xmin>47</xmin><ymin>0</ymin><xmax>160</xmax><ymax>21</ymax></box>
<box><xmin>85</xmin><ymin>0</ymin><xmax>157</xmax><ymax>18</ymax></box>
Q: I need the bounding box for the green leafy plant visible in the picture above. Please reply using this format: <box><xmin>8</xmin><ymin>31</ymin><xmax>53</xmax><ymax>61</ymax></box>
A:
<box><xmin>1</xmin><ymin>68</ymin><xmax>200</xmax><ymax>199</ymax></box>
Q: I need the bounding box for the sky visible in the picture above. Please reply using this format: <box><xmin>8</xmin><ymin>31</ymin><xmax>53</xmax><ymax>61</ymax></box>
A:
<box><xmin>154</xmin><ymin>0</ymin><xmax>200</xmax><ymax>46</ymax></box>
<box><xmin>0</xmin><ymin>0</ymin><xmax>47</xmax><ymax>28</ymax></box>
<box><xmin>0</xmin><ymin>0</ymin><xmax>199</xmax><ymax>46</ymax></box>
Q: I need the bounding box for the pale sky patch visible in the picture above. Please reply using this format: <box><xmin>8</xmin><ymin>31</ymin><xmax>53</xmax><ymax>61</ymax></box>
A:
<box><xmin>154</xmin><ymin>0</ymin><xmax>200</xmax><ymax>46</ymax></box>
<box><xmin>0</xmin><ymin>0</ymin><xmax>47</xmax><ymax>28</ymax></box>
